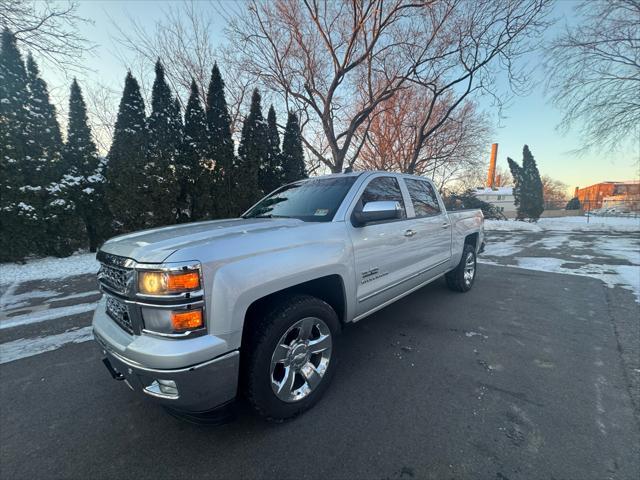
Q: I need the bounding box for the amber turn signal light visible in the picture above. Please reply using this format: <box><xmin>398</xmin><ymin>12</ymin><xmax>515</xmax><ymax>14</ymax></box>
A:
<box><xmin>167</xmin><ymin>271</ymin><xmax>200</xmax><ymax>291</ymax></box>
<box><xmin>171</xmin><ymin>309</ymin><xmax>203</xmax><ymax>332</ymax></box>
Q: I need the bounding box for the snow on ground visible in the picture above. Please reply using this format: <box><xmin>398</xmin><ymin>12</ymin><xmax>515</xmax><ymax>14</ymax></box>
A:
<box><xmin>482</xmin><ymin>237</ymin><xmax>524</xmax><ymax>257</ymax></box>
<box><xmin>0</xmin><ymin>326</ymin><xmax>93</xmax><ymax>365</ymax></box>
<box><xmin>513</xmin><ymin>258</ymin><xmax>640</xmax><ymax>303</ymax></box>
<box><xmin>1</xmin><ymin>302</ymin><xmax>98</xmax><ymax>330</ymax></box>
<box><xmin>0</xmin><ymin>252</ymin><xmax>99</xmax><ymax>286</ymax></box>
<box><xmin>485</xmin><ymin>216</ymin><xmax>640</xmax><ymax>233</ymax></box>
<box><xmin>481</xmin><ymin>222</ymin><xmax>640</xmax><ymax>303</ymax></box>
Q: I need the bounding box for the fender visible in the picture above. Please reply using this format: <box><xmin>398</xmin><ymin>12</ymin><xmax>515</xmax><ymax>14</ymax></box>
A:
<box><xmin>206</xmin><ymin>240</ymin><xmax>355</xmax><ymax>349</ymax></box>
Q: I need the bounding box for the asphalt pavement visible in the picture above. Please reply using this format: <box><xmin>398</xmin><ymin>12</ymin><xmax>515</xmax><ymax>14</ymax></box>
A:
<box><xmin>1</xmin><ymin>262</ymin><xmax>638</xmax><ymax>480</ymax></box>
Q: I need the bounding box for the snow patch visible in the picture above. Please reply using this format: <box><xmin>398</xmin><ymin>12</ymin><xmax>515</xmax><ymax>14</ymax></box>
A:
<box><xmin>0</xmin><ymin>289</ymin><xmax>60</xmax><ymax>310</ymax></box>
<box><xmin>514</xmin><ymin>256</ymin><xmax>640</xmax><ymax>303</ymax></box>
<box><xmin>0</xmin><ymin>302</ymin><xmax>98</xmax><ymax>330</ymax></box>
<box><xmin>485</xmin><ymin>216</ymin><xmax>640</xmax><ymax>233</ymax></box>
<box><xmin>0</xmin><ymin>252</ymin><xmax>99</xmax><ymax>286</ymax></box>
<box><xmin>0</xmin><ymin>326</ymin><xmax>93</xmax><ymax>364</ymax></box>
<box><xmin>482</xmin><ymin>237</ymin><xmax>524</xmax><ymax>257</ymax></box>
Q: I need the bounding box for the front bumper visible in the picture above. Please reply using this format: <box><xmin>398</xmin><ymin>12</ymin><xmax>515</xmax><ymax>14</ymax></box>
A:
<box><xmin>93</xmin><ymin>297</ymin><xmax>240</xmax><ymax>412</ymax></box>
<box><xmin>95</xmin><ymin>332</ymin><xmax>239</xmax><ymax>412</ymax></box>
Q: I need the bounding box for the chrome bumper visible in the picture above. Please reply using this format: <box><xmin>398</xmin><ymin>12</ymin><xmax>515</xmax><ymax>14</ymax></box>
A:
<box><xmin>94</xmin><ymin>332</ymin><xmax>239</xmax><ymax>412</ymax></box>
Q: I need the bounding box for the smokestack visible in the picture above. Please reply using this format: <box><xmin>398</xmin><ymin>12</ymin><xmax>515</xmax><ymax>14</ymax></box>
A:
<box><xmin>574</xmin><ymin>186</ymin><xmax>579</xmax><ymax>198</ymax></box>
<box><xmin>487</xmin><ymin>143</ymin><xmax>498</xmax><ymax>189</ymax></box>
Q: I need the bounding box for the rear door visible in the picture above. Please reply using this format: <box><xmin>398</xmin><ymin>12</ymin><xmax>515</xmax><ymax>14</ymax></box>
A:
<box><xmin>402</xmin><ymin>177</ymin><xmax>452</xmax><ymax>279</ymax></box>
<box><xmin>347</xmin><ymin>174</ymin><xmax>423</xmax><ymax>317</ymax></box>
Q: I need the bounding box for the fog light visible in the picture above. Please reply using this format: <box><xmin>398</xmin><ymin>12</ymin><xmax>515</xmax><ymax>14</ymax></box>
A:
<box><xmin>144</xmin><ymin>379</ymin><xmax>180</xmax><ymax>399</ymax></box>
<box><xmin>157</xmin><ymin>379</ymin><xmax>178</xmax><ymax>396</ymax></box>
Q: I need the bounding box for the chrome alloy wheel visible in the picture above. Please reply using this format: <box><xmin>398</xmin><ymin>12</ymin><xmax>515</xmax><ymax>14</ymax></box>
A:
<box><xmin>463</xmin><ymin>252</ymin><xmax>476</xmax><ymax>286</ymax></box>
<box><xmin>270</xmin><ymin>317</ymin><xmax>332</xmax><ymax>403</ymax></box>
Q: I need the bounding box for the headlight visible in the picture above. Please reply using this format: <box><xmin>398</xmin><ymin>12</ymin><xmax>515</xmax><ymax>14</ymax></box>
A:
<box><xmin>138</xmin><ymin>270</ymin><xmax>201</xmax><ymax>295</ymax></box>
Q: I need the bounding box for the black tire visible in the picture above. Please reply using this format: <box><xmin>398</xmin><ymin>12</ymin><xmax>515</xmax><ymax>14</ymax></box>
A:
<box><xmin>242</xmin><ymin>295</ymin><xmax>340</xmax><ymax>421</ymax></box>
<box><xmin>446</xmin><ymin>244</ymin><xmax>477</xmax><ymax>292</ymax></box>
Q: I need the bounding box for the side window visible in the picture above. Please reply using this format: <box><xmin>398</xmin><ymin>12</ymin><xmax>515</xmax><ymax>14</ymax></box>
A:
<box><xmin>359</xmin><ymin>176</ymin><xmax>406</xmax><ymax>219</ymax></box>
<box><xmin>405</xmin><ymin>179</ymin><xmax>441</xmax><ymax>217</ymax></box>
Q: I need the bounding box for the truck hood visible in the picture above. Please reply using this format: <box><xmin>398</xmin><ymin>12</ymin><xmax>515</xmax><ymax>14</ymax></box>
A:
<box><xmin>99</xmin><ymin>218</ymin><xmax>309</xmax><ymax>263</ymax></box>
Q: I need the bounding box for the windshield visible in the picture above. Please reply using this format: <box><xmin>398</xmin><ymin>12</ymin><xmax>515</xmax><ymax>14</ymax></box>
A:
<box><xmin>243</xmin><ymin>176</ymin><xmax>357</xmax><ymax>222</ymax></box>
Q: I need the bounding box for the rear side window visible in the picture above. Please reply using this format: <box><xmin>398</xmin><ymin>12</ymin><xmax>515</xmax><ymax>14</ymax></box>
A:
<box><xmin>405</xmin><ymin>179</ymin><xmax>441</xmax><ymax>217</ymax></box>
<box><xmin>360</xmin><ymin>176</ymin><xmax>406</xmax><ymax>219</ymax></box>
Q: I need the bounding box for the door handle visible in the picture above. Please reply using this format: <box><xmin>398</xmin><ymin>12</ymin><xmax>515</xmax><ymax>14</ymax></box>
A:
<box><xmin>404</xmin><ymin>229</ymin><xmax>416</xmax><ymax>237</ymax></box>
<box><xmin>442</xmin><ymin>223</ymin><xmax>450</xmax><ymax>229</ymax></box>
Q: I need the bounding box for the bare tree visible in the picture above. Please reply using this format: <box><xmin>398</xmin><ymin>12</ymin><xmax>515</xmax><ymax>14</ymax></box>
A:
<box><xmin>111</xmin><ymin>0</ymin><xmax>252</xmax><ymax>134</ymax></box>
<box><xmin>355</xmin><ymin>86</ymin><xmax>491</xmax><ymax>190</ymax></box>
<box><xmin>0</xmin><ymin>0</ymin><xmax>93</xmax><ymax>72</ymax></box>
<box><xmin>541</xmin><ymin>175</ymin><xmax>568</xmax><ymax>209</ymax></box>
<box><xmin>545</xmin><ymin>0</ymin><xmax>640</xmax><ymax>153</ymax></box>
<box><xmin>493</xmin><ymin>165</ymin><xmax>513</xmax><ymax>187</ymax></box>
<box><xmin>224</xmin><ymin>0</ymin><xmax>457</xmax><ymax>173</ymax></box>
<box><xmin>405</xmin><ymin>0</ymin><xmax>551</xmax><ymax>174</ymax></box>
<box><xmin>224</xmin><ymin>0</ymin><xmax>551</xmax><ymax>173</ymax></box>
<box><xmin>82</xmin><ymin>82</ymin><xmax>119</xmax><ymax>154</ymax></box>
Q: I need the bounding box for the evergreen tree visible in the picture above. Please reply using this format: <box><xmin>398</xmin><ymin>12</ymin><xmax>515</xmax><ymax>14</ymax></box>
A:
<box><xmin>521</xmin><ymin>145</ymin><xmax>544</xmax><ymax>220</ymax></box>
<box><xmin>105</xmin><ymin>72</ymin><xmax>148</xmax><ymax>233</ymax></box>
<box><xmin>281</xmin><ymin>111</ymin><xmax>306</xmax><ymax>184</ymax></box>
<box><xmin>0</xmin><ymin>29</ymin><xmax>37</xmax><ymax>260</ymax></box>
<box><xmin>260</xmin><ymin>105</ymin><xmax>282</xmax><ymax>194</ymax></box>
<box><xmin>178</xmin><ymin>79</ymin><xmax>211</xmax><ymax>221</ymax></box>
<box><xmin>25</xmin><ymin>54</ymin><xmax>62</xmax><ymax>177</ymax></box>
<box><xmin>25</xmin><ymin>54</ymin><xmax>85</xmax><ymax>257</ymax></box>
<box><xmin>60</xmin><ymin>79</ymin><xmax>108</xmax><ymax>252</ymax></box>
<box><xmin>145</xmin><ymin>60</ymin><xmax>181</xmax><ymax>226</ymax></box>
<box><xmin>236</xmin><ymin>89</ymin><xmax>267</xmax><ymax>213</ymax></box>
<box><xmin>507</xmin><ymin>157</ymin><xmax>522</xmax><ymax>219</ymax></box>
<box><xmin>566</xmin><ymin>197</ymin><xmax>581</xmax><ymax>210</ymax></box>
<box><xmin>507</xmin><ymin>145</ymin><xmax>544</xmax><ymax>221</ymax></box>
<box><xmin>206</xmin><ymin>63</ymin><xmax>236</xmax><ymax>217</ymax></box>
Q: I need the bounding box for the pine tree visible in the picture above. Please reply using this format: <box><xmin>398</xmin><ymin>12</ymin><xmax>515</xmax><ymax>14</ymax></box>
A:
<box><xmin>105</xmin><ymin>72</ymin><xmax>148</xmax><ymax>233</ymax></box>
<box><xmin>507</xmin><ymin>157</ymin><xmax>523</xmax><ymax>219</ymax></box>
<box><xmin>145</xmin><ymin>60</ymin><xmax>181</xmax><ymax>226</ymax></box>
<box><xmin>206</xmin><ymin>63</ymin><xmax>236</xmax><ymax>217</ymax></box>
<box><xmin>24</xmin><ymin>54</ymin><xmax>86</xmax><ymax>257</ymax></box>
<box><xmin>281</xmin><ymin>111</ymin><xmax>306</xmax><ymax>184</ymax></box>
<box><xmin>521</xmin><ymin>145</ymin><xmax>544</xmax><ymax>220</ymax></box>
<box><xmin>0</xmin><ymin>29</ymin><xmax>37</xmax><ymax>260</ymax></box>
<box><xmin>260</xmin><ymin>105</ymin><xmax>282</xmax><ymax>194</ymax></box>
<box><xmin>236</xmin><ymin>89</ymin><xmax>268</xmax><ymax>213</ymax></box>
<box><xmin>59</xmin><ymin>79</ymin><xmax>108</xmax><ymax>252</ymax></box>
<box><xmin>565</xmin><ymin>197</ymin><xmax>581</xmax><ymax>210</ymax></box>
<box><xmin>178</xmin><ymin>79</ymin><xmax>211</xmax><ymax>221</ymax></box>
<box><xmin>507</xmin><ymin>145</ymin><xmax>544</xmax><ymax>221</ymax></box>
<box><xmin>25</xmin><ymin>54</ymin><xmax>62</xmax><ymax>178</ymax></box>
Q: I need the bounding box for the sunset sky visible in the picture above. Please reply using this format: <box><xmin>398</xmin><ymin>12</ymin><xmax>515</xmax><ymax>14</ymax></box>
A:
<box><xmin>41</xmin><ymin>0</ymin><xmax>639</xmax><ymax>193</ymax></box>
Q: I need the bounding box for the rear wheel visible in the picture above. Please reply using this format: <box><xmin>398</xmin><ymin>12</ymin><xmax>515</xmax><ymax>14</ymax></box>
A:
<box><xmin>446</xmin><ymin>244</ymin><xmax>477</xmax><ymax>292</ymax></box>
<box><xmin>242</xmin><ymin>295</ymin><xmax>340</xmax><ymax>421</ymax></box>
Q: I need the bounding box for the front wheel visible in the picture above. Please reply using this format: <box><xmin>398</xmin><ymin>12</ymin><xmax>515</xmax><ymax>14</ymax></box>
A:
<box><xmin>242</xmin><ymin>295</ymin><xmax>340</xmax><ymax>421</ymax></box>
<box><xmin>446</xmin><ymin>244</ymin><xmax>477</xmax><ymax>292</ymax></box>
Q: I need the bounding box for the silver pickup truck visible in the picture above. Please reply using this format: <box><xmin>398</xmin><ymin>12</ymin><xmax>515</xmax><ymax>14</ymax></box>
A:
<box><xmin>93</xmin><ymin>171</ymin><xmax>484</xmax><ymax>421</ymax></box>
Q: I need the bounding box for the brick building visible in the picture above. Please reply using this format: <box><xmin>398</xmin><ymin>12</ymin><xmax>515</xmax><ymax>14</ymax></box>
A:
<box><xmin>575</xmin><ymin>181</ymin><xmax>640</xmax><ymax>211</ymax></box>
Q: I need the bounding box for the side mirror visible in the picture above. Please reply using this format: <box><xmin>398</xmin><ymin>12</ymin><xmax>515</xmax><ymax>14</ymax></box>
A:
<box><xmin>352</xmin><ymin>200</ymin><xmax>402</xmax><ymax>226</ymax></box>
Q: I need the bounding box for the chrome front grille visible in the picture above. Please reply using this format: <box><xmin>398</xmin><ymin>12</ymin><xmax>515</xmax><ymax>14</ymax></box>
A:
<box><xmin>98</xmin><ymin>263</ymin><xmax>130</xmax><ymax>293</ymax></box>
<box><xmin>106</xmin><ymin>296</ymin><xmax>133</xmax><ymax>334</ymax></box>
<box><xmin>97</xmin><ymin>251</ymin><xmax>135</xmax><ymax>334</ymax></box>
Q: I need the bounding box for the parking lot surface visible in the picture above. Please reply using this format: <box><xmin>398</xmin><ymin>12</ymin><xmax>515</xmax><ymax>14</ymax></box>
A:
<box><xmin>1</xmin><ymin>262</ymin><xmax>638</xmax><ymax>480</ymax></box>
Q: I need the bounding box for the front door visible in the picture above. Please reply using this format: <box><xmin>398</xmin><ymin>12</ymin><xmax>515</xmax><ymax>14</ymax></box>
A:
<box><xmin>347</xmin><ymin>175</ymin><xmax>421</xmax><ymax>317</ymax></box>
